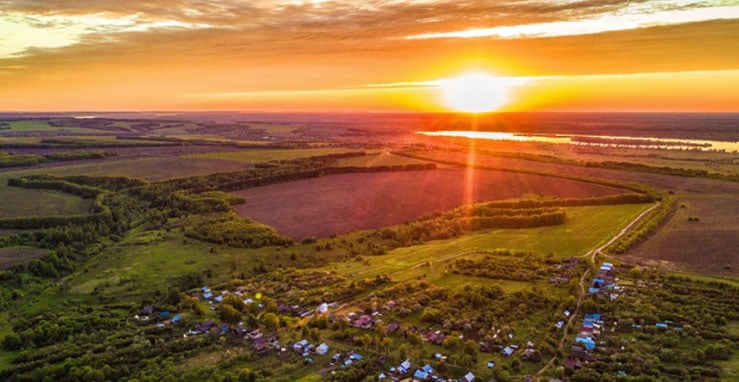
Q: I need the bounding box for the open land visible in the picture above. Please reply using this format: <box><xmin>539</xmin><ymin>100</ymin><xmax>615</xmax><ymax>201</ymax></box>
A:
<box><xmin>0</xmin><ymin>113</ymin><xmax>737</xmax><ymax>382</ymax></box>
<box><xmin>234</xmin><ymin>168</ymin><xmax>628</xmax><ymax>240</ymax></box>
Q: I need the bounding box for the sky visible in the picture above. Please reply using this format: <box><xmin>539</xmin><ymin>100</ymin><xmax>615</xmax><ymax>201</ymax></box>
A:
<box><xmin>0</xmin><ymin>0</ymin><xmax>738</xmax><ymax>112</ymax></box>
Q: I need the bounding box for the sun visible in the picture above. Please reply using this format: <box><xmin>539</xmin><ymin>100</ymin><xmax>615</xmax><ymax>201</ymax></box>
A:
<box><xmin>439</xmin><ymin>71</ymin><xmax>509</xmax><ymax>113</ymax></box>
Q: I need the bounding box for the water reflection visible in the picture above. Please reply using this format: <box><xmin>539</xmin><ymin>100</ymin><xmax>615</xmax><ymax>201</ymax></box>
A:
<box><xmin>418</xmin><ymin>131</ymin><xmax>739</xmax><ymax>152</ymax></box>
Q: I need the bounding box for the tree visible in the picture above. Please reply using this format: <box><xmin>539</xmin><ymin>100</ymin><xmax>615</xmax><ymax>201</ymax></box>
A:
<box><xmin>398</xmin><ymin>343</ymin><xmax>410</xmax><ymax>360</ymax></box>
<box><xmin>218</xmin><ymin>305</ymin><xmax>241</xmax><ymax>324</ymax></box>
<box><xmin>380</xmin><ymin>337</ymin><xmax>393</xmax><ymax>355</ymax></box>
<box><xmin>262</xmin><ymin>312</ymin><xmax>279</xmax><ymax>331</ymax></box>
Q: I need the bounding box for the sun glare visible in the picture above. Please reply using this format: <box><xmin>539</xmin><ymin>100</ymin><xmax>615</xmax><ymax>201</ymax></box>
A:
<box><xmin>439</xmin><ymin>72</ymin><xmax>508</xmax><ymax>113</ymax></box>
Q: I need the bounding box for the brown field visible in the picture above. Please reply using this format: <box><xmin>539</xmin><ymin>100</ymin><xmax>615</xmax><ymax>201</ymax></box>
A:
<box><xmin>0</xmin><ymin>247</ymin><xmax>48</xmax><ymax>269</ymax></box>
<box><xmin>232</xmin><ymin>168</ymin><xmax>627</xmax><ymax>240</ymax></box>
<box><xmin>631</xmin><ymin>193</ymin><xmax>739</xmax><ymax>277</ymax></box>
<box><xmin>401</xmin><ymin>146</ymin><xmax>739</xmax><ymax>276</ymax></box>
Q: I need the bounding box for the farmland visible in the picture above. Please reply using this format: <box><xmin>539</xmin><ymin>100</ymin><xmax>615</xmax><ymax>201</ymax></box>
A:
<box><xmin>0</xmin><ymin>183</ymin><xmax>93</xmax><ymax>218</ymax></box>
<box><xmin>0</xmin><ymin>113</ymin><xmax>737</xmax><ymax>382</ymax></box>
<box><xmin>234</xmin><ymin>168</ymin><xmax>628</xmax><ymax>239</ymax></box>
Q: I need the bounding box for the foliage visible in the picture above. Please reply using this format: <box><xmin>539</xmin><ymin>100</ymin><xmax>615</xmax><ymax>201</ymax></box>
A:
<box><xmin>184</xmin><ymin>213</ymin><xmax>293</xmax><ymax>248</ymax></box>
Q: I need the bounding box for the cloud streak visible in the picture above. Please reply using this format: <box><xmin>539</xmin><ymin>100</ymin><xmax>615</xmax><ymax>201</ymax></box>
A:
<box><xmin>406</xmin><ymin>5</ymin><xmax>739</xmax><ymax>40</ymax></box>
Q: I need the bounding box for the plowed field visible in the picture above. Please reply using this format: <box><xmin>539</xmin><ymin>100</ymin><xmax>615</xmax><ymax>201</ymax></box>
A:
<box><xmin>233</xmin><ymin>168</ymin><xmax>628</xmax><ymax>240</ymax></box>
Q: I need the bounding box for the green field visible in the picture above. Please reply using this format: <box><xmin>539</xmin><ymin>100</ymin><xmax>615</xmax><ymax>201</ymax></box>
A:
<box><xmin>326</xmin><ymin>204</ymin><xmax>650</xmax><ymax>282</ymax></box>
<box><xmin>0</xmin><ymin>184</ymin><xmax>93</xmax><ymax>218</ymax></box>
<box><xmin>186</xmin><ymin>148</ymin><xmax>365</xmax><ymax>163</ymax></box>
<box><xmin>1</xmin><ymin>120</ymin><xmax>99</xmax><ymax>133</ymax></box>
<box><xmin>4</xmin><ymin>157</ymin><xmax>251</xmax><ymax>181</ymax></box>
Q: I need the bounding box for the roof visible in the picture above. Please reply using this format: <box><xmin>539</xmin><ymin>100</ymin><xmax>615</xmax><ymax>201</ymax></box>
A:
<box><xmin>464</xmin><ymin>371</ymin><xmax>475</xmax><ymax>381</ymax></box>
<box><xmin>413</xmin><ymin>370</ymin><xmax>428</xmax><ymax>379</ymax></box>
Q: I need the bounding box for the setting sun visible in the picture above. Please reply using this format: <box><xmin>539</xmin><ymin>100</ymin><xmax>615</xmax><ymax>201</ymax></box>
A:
<box><xmin>439</xmin><ymin>72</ymin><xmax>509</xmax><ymax>113</ymax></box>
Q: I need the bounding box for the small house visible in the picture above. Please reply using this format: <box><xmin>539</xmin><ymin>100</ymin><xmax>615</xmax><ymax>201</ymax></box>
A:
<box><xmin>316</xmin><ymin>343</ymin><xmax>329</xmax><ymax>355</ymax></box>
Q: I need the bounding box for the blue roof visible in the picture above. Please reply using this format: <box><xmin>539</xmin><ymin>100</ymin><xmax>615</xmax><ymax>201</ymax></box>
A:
<box><xmin>588</xmin><ymin>287</ymin><xmax>600</xmax><ymax>294</ymax></box>
<box><xmin>583</xmin><ymin>319</ymin><xmax>594</xmax><ymax>327</ymax></box>
<box><xmin>203</xmin><ymin>292</ymin><xmax>213</xmax><ymax>299</ymax></box>
<box><xmin>656</xmin><ymin>323</ymin><xmax>668</xmax><ymax>328</ymax></box>
<box><xmin>584</xmin><ymin>313</ymin><xmax>601</xmax><ymax>320</ymax></box>
<box><xmin>413</xmin><ymin>370</ymin><xmax>428</xmax><ymax>379</ymax></box>
<box><xmin>422</xmin><ymin>364</ymin><xmax>433</xmax><ymax>373</ymax></box>
<box><xmin>487</xmin><ymin>361</ymin><xmax>495</xmax><ymax>368</ymax></box>
<box><xmin>576</xmin><ymin>337</ymin><xmax>596</xmax><ymax>349</ymax></box>
<box><xmin>349</xmin><ymin>352</ymin><xmax>363</xmax><ymax>360</ymax></box>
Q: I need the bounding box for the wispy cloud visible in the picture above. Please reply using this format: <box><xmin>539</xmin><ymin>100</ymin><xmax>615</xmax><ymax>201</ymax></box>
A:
<box><xmin>406</xmin><ymin>5</ymin><xmax>739</xmax><ymax>40</ymax></box>
<box><xmin>0</xmin><ymin>11</ymin><xmax>215</xmax><ymax>57</ymax></box>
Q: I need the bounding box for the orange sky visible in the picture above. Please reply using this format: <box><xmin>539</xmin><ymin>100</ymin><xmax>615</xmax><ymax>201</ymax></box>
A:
<box><xmin>1</xmin><ymin>1</ymin><xmax>738</xmax><ymax>112</ymax></box>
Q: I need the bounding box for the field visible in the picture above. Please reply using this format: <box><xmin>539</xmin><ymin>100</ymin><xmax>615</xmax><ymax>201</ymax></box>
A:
<box><xmin>327</xmin><ymin>204</ymin><xmax>651</xmax><ymax>281</ymax></box>
<box><xmin>631</xmin><ymin>192</ymin><xmax>739</xmax><ymax>276</ymax></box>
<box><xmin>2</xmin><ymin>156</ymin><xmax>251</xmax><ymax>181</ymax></box>
<box><xmin>186</xmin><ymin>148</ymin><xmax>365</xmax><ymax>164</ymax></box>
<box><xmin>0</xmin><ymin>246</ymin><xmax>48</xmax><ymax>269</ymax></box>
<box><xmin>0</xmin><ymin>184</ymin><xmax>93</xmax><ymax>218</ymax></box>
<box><xmin>233</xmin><ymin>168</ymin><xmax>628</xmax><ymax>239</ymax></box>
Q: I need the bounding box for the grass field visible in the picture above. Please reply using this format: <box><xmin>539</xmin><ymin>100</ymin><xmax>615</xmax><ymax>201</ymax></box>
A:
<box><xmin>327</xmin><ymin>204</ymin><xmax>650</xmax><ymax>283</ymax></box>
<box><xmin>186</xmin><ymin>148</ymin><xmax>365</xmax><ymax>163</ymax></box>
<box><xmin>0</xmin><ymin>246</ymin><xmax>48</xmax><ymax>269</ymax></box>
<box><xmin>0</xmin><ymin>184</ymin><xmax>93</xmax><ymax>218</ymax></box>
<box><xmin>3</xmin><ymin>156</ymin><xmax>251</xmax><ymax>181</ymax></box>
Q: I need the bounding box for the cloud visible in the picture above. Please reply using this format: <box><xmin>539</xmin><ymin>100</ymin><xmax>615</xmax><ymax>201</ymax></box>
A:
<box><xmin>406</xmin><ymin>5</ymin><xmax>739</xmax><ymax>40</ymax></box>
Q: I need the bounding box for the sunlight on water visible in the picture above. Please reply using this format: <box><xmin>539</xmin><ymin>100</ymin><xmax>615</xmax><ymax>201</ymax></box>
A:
<box><xmin>418</xmin><ymin>131</ymin><xmax>739</xmax><ymax>152</ymax></box>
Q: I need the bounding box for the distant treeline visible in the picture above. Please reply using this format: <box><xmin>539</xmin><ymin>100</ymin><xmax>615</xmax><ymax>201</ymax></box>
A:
<box><xmin>0</xmin><ymin>150</ymin><xmax>116</xmax><ymax>168</ymax></box>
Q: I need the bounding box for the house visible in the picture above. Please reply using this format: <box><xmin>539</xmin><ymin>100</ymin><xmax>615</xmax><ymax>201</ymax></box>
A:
<box><xmin>521</xmin><ymin>349</ymin><xmax>542</xmax><ymax>362</ymax></box>
<box><xmin>247</xmin><ymin>329</ymin><xmax>262</xmax><ymax>340</ymax></box>
<box><xmin>487</xmin><ymin>361</ymin><xmax>496</xmax><ymax>368</ymax></box>
<box><xmin>316</xmin><ymin>343</ymin><xmax>329</xmax><ymax>355</ymax></box>
<box><xmin>171</xmin><ymin>314</ymin><xmax>182</xmax><ymax>324</ymax></box>
<box><xmin>195</xmin><ymin>320</ymin><xmax>216</xmax><ymax>333</ymax></box>
<box><xmin>575</xmin><ymin>337</ymin><xmax>595</xmax><ymax>350</ymax></box>
<box><xmin>348</xmin><ymin>352</ymin><xmax>363</xmax><ymax>361</ymax></box>
<box><xmin>378</xmin><ymin>372</ymin><xmax>386</xmax><ymax>380</ymax></box>
<box><xmin>502</xmin><ymin>347</ymin><xmax>515</xmax><ymax>357</ymax></box>
<box><xmin>293</xmin><ymin>339</ymin><xmax>309</xmax><ymax>352</ymax></box>
<box><xmin>656</xmin><ymin>322</ymin><xmax>668</xmax><ymax>328</ymax></box>
<box><xmin>563</xmin><ymin>359</ymin><xmax>582</xmax><ymax>368</ymax></box>
<box><xmin>413</xmin><ymin>369</ymin><xmax>429</xmax><ymax>380</ymax></box>
<box><xmin>354</xmin><ymin>315</ymin><xmax>373</xmax><ymax>329</ymax></box>
<box><xmin>141</xmin><ymin>305</ymin><xmax>154</xmax><ymax>316</ymax></box>
<box><xmin>463</xmin><ymin>371</ymin><xmax>475</xmax><ymax>382</ymax></box>
<box><xmin>398</xmin><ymin>359</ymin><xmax>412</xmax><ymax>375</ymax></box>
<box><xmin>317</xmin><ymin>303</ymin><xmax>329</xmax><ymax>314</ymax></box>
<box><xmin>386</xmin><ymin>321</ymin><xmax>401</xmax><ymax>334</ymax></box>
<box><xmin>555</xmin><ymin>321</ymin><xmax>565</xmax><ymax>329</ymax></box>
